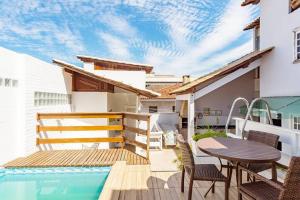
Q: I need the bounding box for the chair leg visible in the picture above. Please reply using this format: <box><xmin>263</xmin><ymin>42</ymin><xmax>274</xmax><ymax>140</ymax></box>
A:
<box><xmin>235</xmin><ymin>167</ymin><xmax>239</xmax><ymax>186</ymax></box>
<box><xmin>188</xmin><ymin>178</ymin><xmax>194</xmax><ymax>200</ymax></box>
<box><xmin>238</xmin><ymin>191</ymin><xmax>242</xmax><ymax>200</ymax></box>
<box><xmin>247</xmin><ymin>173</ymin><xmax>250</xmax><ymax>182</ymax></box>
<box><xmin>181</xmin><ymin>168</ymin><xmax>185</xmax><ymax>193</ymax></box>
<box><xmin>225</xmin><ymin>181</ymin><xmax>229</xmax><ymax>200</ymax></box>
<box><xmin>212</xmin><ymin>181</ymin><xmax>215</xmax><ymax>193</ymax></box>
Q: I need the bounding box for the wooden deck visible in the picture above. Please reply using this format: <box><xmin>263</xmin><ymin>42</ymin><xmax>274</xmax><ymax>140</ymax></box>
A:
<box><xmin>3</xmin><ymin>149</ymin><xmax>149</xmax><ymax>168</ymax></box>
<box><xmin>100</xmin><ymin>161</ymin><xmax>240</xmax><ymax>200</ymax></box>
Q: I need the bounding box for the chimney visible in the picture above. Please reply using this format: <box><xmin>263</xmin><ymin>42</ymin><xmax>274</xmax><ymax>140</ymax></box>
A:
<box><xmin>182</xmin><ymin>75</ymin><xmax>190</xmax><ymax>84</ymax></box>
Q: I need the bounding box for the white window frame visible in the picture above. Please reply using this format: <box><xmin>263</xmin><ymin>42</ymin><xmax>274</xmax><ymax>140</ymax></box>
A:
<box><xmin>295</xmin><ymin>29</ymin><xmax>300</xmax><ymax>61</ymax></box>
<box><xmin>292</xmin><ymin>115</ymin><xmax>300</xmax><ymax>130</ymax></box>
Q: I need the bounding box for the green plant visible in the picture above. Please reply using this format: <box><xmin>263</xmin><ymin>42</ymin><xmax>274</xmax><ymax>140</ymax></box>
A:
<box><xmin>192</xmin><ymin>129</ymin><xmax>227</xmax><ymax>142</ymax></box>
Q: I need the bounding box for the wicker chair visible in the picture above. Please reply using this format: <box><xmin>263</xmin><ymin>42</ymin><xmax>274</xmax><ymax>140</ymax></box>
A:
<box><xmin>238</xmin><ymin>156</ymin><xmax>300</xmax><ymax>200</ymax></box>
<box><xmin>243</xmin><ymin>130</ymin><xmax>280</xmax><ymax>181</ymax></box>
<box><xmin>177</xmin><ymin>134</ymin><xmax>229</xmax><ymax>200</ymax></box>
<box><xmin>228</xmin><ymin>130</ymin><xmax>280</xmax><ymax>183</ymax></box>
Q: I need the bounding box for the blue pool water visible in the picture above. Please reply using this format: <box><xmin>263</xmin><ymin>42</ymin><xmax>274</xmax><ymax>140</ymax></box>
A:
<box><xmin>0</xmin><ymin>167</ymin><xmax>110</xmax><ymax>200</ymax></box>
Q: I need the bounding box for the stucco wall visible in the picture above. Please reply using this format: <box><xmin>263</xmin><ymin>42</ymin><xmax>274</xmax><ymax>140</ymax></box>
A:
<box><xmin>94</xmin><ymin>70</ymin><xmax>146</xmax><ymax>89</ymax></box>
<box><xmin>195</xmin><ymin>71</ymin><xmax>255</xmax><ymax>127</ymax></box>
<box><xmin>0</xmin><ymin>47</ymin><xmax>24</xmax><ymax>164</ymax></box>
<box><xmin>140</xmin><ymin>100</ymin><xmax>175</xmax><ymax>113</ymax></box>
<box><xmin>0</xmin><ymin>47</ymin><xmax>72</xmax><ymax>164</ymax></box>
<box><xmin>260</xmin><ymin>0</ymin><xmax>300</xmax><ymax>97</ymax></box>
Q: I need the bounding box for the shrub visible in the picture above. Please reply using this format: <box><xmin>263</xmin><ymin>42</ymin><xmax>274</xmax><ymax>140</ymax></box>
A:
<box><xmin>192</xmin><ymin>129</ymin><xmax>227</xmax><ymax>141</ymax></box>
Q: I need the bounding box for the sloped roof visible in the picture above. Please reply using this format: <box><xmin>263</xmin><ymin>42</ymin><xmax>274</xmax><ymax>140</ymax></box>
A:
<box><xmin>291</xmin><ymin>0</ymin><xmax>300</xmax><ymax>10</ymax></box>
<box><xmin>53</xmin><ymin>59</ymin><xmax>159</xmax><ymax>98</ymax></box>
<box><xmin>244</xmin><ymin>18</ymin><xmax>260</xmax><ymax>31</ymax></box>
<box><xmin>77</xmin><ymin>55</ymin><xmax>153</xmax><ymax>73</ymax></box>
<box><xmin>142</xmin><ymin>83</ymin><xmax>182</xmax><ymax>100</ymax></box>
<box><xmin>241</xmin><ymin>0</ymin><xmax>260</xmax><ymax>6</ymax></box>
<box><xmin>171</xmin><ymin>47</ymin><xmax>274</xmax><ymax>95</ymax></box>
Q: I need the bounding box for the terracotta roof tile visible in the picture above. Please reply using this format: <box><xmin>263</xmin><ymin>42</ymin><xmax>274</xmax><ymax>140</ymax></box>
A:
<box><xmin>142</xmin><ymin>83</ymin><xmax>182</xmax><ymax>99</ymax></box>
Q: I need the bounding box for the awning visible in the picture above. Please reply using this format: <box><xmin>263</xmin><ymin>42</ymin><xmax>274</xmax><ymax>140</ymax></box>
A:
<box><xmin>53</xmin><ymin>59</ymin><xmax>159</xmax><ymax>98</ymax></box>
<box><xmin>241</xmin><ymin>0</ymin><xmax>260</xmax><ymax>6</ymax></box>
<box><xmin>244</xmin><ymin>18</ymin><xmax>260</xmax><ymax>31</ymax></box>
<box><xmin>77</xmin><ymin>55</ymin><xmax>153</xmax><ymax>74</ymax></box>
<box><xmin>171</xmin><ymin>47</ymin><xmax>274</xmax><ymax>95</ymax></box>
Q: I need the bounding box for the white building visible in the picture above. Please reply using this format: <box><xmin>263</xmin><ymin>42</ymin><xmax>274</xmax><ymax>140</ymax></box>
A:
<box><xmin>0</xmin><ymin>47</ymin><xmax>158</xmax><ymax>165</ymax></box>
<box><xmin>172</xmin><ymin>0</ymin><xmax>300</xmax><ymax>157</ymax></box>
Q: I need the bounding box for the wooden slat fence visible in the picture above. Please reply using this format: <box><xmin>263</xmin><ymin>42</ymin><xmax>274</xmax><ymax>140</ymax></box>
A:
<box><xmin>36</xmin><ymin>112</ymin><xmax>151</xmax><ymax>160</ymax></box>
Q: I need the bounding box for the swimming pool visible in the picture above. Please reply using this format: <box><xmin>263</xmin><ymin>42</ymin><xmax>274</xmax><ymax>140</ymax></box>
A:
<box><xmin>0</xmin><ymin>167</ymin><xmax>110</xmax><ymax>200</ymax></box>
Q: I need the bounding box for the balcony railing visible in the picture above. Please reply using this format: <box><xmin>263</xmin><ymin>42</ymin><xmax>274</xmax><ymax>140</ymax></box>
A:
<box><xmin>36</xmin><ymin>112</ymin><xmax>151</xmax><ymax>160</ymax></box>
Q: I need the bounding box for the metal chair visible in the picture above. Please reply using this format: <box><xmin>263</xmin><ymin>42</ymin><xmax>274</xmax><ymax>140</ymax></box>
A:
<box><xmin>238</xmin><ymin>156</ymin><xmax>300</xmax><ymax>200</ymax></box>
<box><xmin>177</xmin><ymin>134</ymin><xmax>229</xmax><ymax>200</ymax></box>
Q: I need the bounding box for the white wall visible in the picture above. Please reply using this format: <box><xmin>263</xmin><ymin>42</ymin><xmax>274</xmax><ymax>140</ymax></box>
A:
<box><xmin>195</xmin><ymin>71</ymin><xmax>255</xmax><ymax>127</ymax></box>
<box><xmin>23</xmin><ymin>55</ymin><xmax>72</xmax><ymax>156</ymax></box>
<box><xmin>140</xmin><ymin>100</ymin><xmax>175</xmax><ymax>113</ymax></box>
<box><xmin>0</xmin><ymin>47</ymin><xmax>24</xmax><ymax>164</ymax></box>
<box><xmin>0</xmin><ymin>47</ymin><xmax>72</xmax><ymax>164</ymax></box>
<box><xmin>94</xmin><ymin>70</ymin><xmax>146</xmax><ymax>89</ymax></box>
<box><xmin>260</xmin><ymin>0</ymin><xmax>300</xmax><ymax>97</ymax></box>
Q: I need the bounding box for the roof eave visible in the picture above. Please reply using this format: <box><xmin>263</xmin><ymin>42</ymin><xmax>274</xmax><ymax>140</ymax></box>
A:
<box><xmin>170</xmin><ymin>47</ymin><xmax>274</xmax><ymax>95</ymax></box>
<box><xmin>241</xmin><ymin>0</ymin><xmax>260</xmax><ymax>6</ymax></box>
<box><xmin>52</xmin><ymin>59</ymin><xmax>159</xmax><ymax>98</ymax></box>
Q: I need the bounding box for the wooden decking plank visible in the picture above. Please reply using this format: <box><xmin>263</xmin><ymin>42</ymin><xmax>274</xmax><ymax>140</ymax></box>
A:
<box><xmin>85</xmin><ymin>149</ymin><xmax>101</xmax><ymax>166</ymax></box>
<box><xmin>3</xmin><ymin>149</ymin><xmax>149</xmax><ymax>168</ymax></box>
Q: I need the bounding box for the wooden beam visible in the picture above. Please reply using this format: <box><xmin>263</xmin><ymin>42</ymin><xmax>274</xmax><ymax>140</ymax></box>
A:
<box><xmin>124</xmin><ymin>113</ymin><xmax>150</xmax><ymax>121</ymax></box>
<box><xmin>37</xmin><ymin>125</ymin><xmax>123</xmax><ymax>132</ymax></box>
<box><xmin>37</xmin><ymin>137</ymin><xmax>124</xmax><ymax>144</ymax></box>
<box><xmin>146</xmin><ymin>117</ymin><xmax>151</xmax><ymax>160</ymax></box>
<box><xmin>37</xmin><ymin>113</ymin><xmax>123</xmax><ymax>120</ymax></box>
<box><xmin>124</xmin><ymin>125</ymin><xmax>147</xmax><ymax>135</ymax></box>
<box><xmin>125</xmin><ymin>138</ymin><xmax>147</xmax><ymax>150</ymax></box>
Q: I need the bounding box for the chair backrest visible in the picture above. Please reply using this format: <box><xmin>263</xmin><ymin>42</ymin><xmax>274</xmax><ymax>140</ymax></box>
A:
<box><xmin>280</xmin><ymin>157</ymin><xmax>300</xmax><ymax>200</ymax></box>
<box><xmin>177</xmin><ymin>134</ymin><xmax>195</xmax><ymax>168</ymax></box>
<box><xmin>247</xmin><ymin>130</ymin><xmax>279</xmax><ymax>148</ymax></box>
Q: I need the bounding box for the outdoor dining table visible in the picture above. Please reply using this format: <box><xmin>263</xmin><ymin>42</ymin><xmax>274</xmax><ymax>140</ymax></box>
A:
<box><xmin>197</xmin><ymin>137</ymin><xmax>281</xmax><ymax>187</ymax></box>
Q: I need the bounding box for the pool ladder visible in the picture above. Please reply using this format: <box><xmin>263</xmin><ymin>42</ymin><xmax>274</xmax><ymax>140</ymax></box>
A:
<box><xmin>225</xmin><ymin>97</ymin><xmax>273</xmax><ymax>139</ymax></box>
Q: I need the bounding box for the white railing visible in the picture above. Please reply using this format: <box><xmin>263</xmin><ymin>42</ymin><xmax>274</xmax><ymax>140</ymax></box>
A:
<box><xmin>234</xmin><ymin>117</ymin><xmax>300</xmax><ymax>157</ymax></box>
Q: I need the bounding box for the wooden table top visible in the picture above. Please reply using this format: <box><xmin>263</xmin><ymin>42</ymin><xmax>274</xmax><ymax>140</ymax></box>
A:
<box><xmin>197</xmin><ymin>137</ymin><xmax>281</xmax><ymax>163</ymax></box>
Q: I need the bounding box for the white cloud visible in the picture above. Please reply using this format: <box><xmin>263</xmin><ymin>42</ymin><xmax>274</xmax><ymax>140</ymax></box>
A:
<box><xmin>0</xmin><ymin>0</ymin><xmax>257</xmax><ymax>76</ymax></box>
<box><xmin>98</xmin><ymin>32</ymin><xmax>131</xmax><ymax>59</ymax></box>
<box><xmin>100</xmin><ymin>14</ymin><xmax>138</xmax><ymax>38</ymax></box>
<box><xmin>142</xmin><ymin>0</ymin><xmax>255</xmax><ymax>75</ymax></box>
<box><xmin>192</xmin><ymin>40</ymin><xmax>253</xmax><ymax>74</ymax></box>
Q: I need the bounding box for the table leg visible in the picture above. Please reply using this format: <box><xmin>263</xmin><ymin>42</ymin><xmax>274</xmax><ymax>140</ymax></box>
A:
<box><xmin>237</xmin><ymin>163</ymin><xmax>242</xmax><ymax>200</ymax></box>
<box><xmin>272</xmin><ymin>162</ymin><xmax>277</xmax><ymax>181</ymax></box>
<box><xmin>227</xmin><ymin>161</ymin><xmax>233</xmax><ymax>188</ymax></box>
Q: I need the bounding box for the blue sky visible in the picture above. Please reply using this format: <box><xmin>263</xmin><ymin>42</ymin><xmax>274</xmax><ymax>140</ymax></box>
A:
<box><xmin>0</xmin><ymin>0</ymin><xmax>258</xmax><ymax>76</ymax></box>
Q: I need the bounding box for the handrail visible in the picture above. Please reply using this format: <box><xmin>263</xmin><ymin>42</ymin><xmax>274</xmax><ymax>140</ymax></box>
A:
<box><xmin>36</xmin><ymin>112</ymin><xmax>151</xmax><ymax>160</ymax></box>
<box><xmin>225</xmin><ymin>97</ymin><xmax>252</xmax><ymax>134</ymax></box>
<box><xmin>241</xmin><ymin>98</ymin><xmax>273</xmax><ymax>138</ymax></box>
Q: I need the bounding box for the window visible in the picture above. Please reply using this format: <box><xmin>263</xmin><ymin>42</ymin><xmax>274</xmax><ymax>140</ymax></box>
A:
<box><xmin>12</xmin><ymin>80</ymin><xmax>18</xmax><ymax>87</ymax></box>
<box><xmin>4</xmin><ymin>78</ymin><xmax>11</xmax><ymax>87</ymax></box>
<box><xmin>182</xmin><ymin>118</ymin><xmax>188</xmax><ymax>128</ymax></box>
<box><xmin>34</xmin><ymin>92</ymin><xmax>71</xmax><ymax>107</ymax></box>
<box><xmin>295</xmin><ymin>31</ymin><xmax>300</xmax><ymax>61</ymax></box>
<box><xmin>149</xmin><ymin>106</ymin><xmax>158</xmax><ymax>113</ymax></box>
<box><xmin>293</xmin><ymin>116</ymin><xmax>300</xmax><ymax>130</ymax></box>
